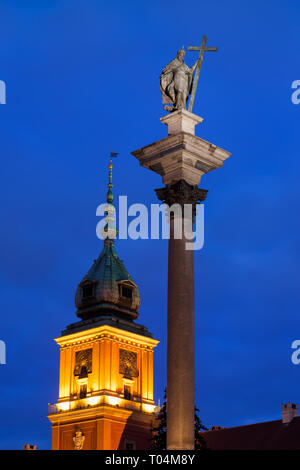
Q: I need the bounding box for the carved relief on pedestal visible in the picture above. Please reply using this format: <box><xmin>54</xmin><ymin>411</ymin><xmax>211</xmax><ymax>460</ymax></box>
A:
<box><xmin>73</xmin><ymin>430</ymin><xmax>85</xmax><ymax>450</ymax></box>
<box><xmin>119</xmin><ymin>349</ymin><xmax>139</xmax><ymax>378</ymax></box>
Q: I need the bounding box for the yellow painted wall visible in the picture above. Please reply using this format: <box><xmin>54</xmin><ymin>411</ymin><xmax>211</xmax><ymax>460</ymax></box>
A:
<box><xmin>51</xmin><ymin>325</ymin><xmax>159</xmax><ymax>450</ymax></box>
<box><xmin>57</xmin><ymin>326</ymin><xmax>158</xmax><ymax>403</ymax></box>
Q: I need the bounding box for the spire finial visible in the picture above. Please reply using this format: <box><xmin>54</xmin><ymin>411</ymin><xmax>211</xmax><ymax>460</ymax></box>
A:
<box><xmin>106</xmin><ymin>159</ymin><xmax>114</xmax><ymax>204</ymax></box>
<box><xmin>102</xmin><ymin>149</ymin><xmax>119</xmax><ymax>243</ymax></box>
<box><xmin>106</xmin><ymin>148</ymin><xmax>118</xmax><ymax>204</ymax></box>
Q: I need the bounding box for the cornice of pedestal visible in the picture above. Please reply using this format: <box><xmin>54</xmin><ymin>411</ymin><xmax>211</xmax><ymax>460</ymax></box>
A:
<box><xmin>131</xmin><ymin>110</ymin><xmax>231</xmax><ymax>186</ymax></box>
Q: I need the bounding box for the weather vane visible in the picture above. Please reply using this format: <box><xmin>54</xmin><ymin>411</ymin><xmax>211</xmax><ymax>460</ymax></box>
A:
<box><xmin>160</xmin><ymin>36</ymin><xmax>218</xmax><ymax>113</ymax></box>
<box><xmin>109</xmin><ymin>147</ymin><xmax>118</xmax><ymax>160</ymax></box>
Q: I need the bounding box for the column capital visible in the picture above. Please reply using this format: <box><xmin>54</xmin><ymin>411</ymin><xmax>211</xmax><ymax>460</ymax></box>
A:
<box><xmin>155</xmin><ymin>179</ymin><xmax>207</xmax><ymax>212</ymax></box>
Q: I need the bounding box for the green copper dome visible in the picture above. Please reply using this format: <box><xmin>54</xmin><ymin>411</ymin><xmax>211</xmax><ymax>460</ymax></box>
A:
<box><xmin>75</xmin><ymin>239</ymin><xmax>140</xmax><ymax>321</ymax></box>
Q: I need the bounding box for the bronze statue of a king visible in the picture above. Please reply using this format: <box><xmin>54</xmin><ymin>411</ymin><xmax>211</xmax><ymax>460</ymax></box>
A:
<box><xmin>160</xmin><ymin>47</ymin><xmax>198</xmax><ymax>112</ymax></box>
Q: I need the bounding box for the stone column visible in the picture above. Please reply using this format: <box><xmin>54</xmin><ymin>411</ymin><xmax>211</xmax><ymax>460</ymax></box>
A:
<box><xmin>131</xmin><ymin>108</ymin><xmax>231</xmax><ymax>450</ymax></box>
<box><xmin>156</xmin><ymin>180</ymin><xmax>207</xmax><ymax>449</ymax></box>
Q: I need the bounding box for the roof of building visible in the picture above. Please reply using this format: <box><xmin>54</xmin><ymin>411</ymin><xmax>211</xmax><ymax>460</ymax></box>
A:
<box><xmin>85</xmin><ymin>238</ymin><xmax>132</xmax><ymax>286</ymax></box>
<box><xmin>202</xmin><ymin>416</ymin><xmax>300</xmax><ymax>450</ymax></box>
<box><xmin>62</xmin><ymin>313</ymin><xmax>153</xmax><ymax>338</ymax></box>
<box><xmin>75</xmin><ymin>238</ymin><xmax>140</xmax><ymax>317</ymax></box>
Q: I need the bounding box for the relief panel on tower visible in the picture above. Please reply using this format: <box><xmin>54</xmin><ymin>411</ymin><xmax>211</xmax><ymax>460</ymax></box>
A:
<box><xmin>74</xmin><ymin>348</ymin><xmax>93</xmax><ymax>377</ymax></box>
<box><xmin>119</xmin><ymin>349</ymin><xmax>139</xmax><ymax>378</ymax></box>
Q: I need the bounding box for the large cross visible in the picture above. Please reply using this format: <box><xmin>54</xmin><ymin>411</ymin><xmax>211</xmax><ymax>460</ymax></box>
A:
<box><xmin>188</xmin><ymin>36</ymin><xmax>218</xmax><ymax>113</ymax></box>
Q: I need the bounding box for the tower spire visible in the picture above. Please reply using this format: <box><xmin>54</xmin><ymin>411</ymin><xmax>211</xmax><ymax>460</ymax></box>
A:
<box><xmin>74</xmin><ymin>147</ymin><xmax>142</xmax><ymax>322</ymax></box>
<box><xmin>106</xmin><ymin>159</ymin><xmax>114</xmax><ymax>204</ymax></box>
<box><xmin>103</xmin><ymin>150</ymin><xmax>118</xmax><ymax>242</ymax></box>
<box><xmin>106</xmin><ymin>148</ymin><xmax>119</xmax><ymax>204</ymax></box>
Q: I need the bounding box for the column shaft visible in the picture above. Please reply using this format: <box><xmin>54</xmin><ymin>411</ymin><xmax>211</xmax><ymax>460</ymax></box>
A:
<box><xmin>167</xmin><ymin>216</ymin><xmax>195</xmax><ymax>450</ymax></box>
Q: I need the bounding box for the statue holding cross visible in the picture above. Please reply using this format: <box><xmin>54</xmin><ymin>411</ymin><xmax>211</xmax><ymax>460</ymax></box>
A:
<box><xmin>160</xmin><ymin>36</ymin><xmax>217</xmax><ymax>113</ymax></box>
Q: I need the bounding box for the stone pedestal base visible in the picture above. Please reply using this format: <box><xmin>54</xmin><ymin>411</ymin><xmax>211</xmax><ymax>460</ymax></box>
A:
<box><xmin>132</xmin><ymin>109</ymin><xmax>231</xmax><ymax>186</ymax></box>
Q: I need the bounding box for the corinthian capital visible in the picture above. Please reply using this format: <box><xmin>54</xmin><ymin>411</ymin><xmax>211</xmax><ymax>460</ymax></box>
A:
<box><xmin>155</xmin><ymin>179</ymin><xmax>207</xmax><ymax>213</ymax></box>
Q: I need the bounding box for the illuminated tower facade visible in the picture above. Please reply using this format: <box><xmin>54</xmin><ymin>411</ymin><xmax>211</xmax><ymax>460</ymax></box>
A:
<box><xmin>48</xmin><ymin>161</ymin><xmax>159</xmax><ymax>450</ymax></box>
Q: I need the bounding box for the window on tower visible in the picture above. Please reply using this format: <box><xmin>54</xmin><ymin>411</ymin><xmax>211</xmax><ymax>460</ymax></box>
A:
<box><xmin>82</xmin><ymin>284</ymin><xmax>94</xmax><ymax>299</ymax></box>
<box><xmin>79</xmin><ymin>384</ymin><xmax>87</xmax><ymax>399</ymax></box>
<box><xmin>124</xmin><ymin>385</ymin><xmax>132</xmax><ymax>400</ymax></box>
<box><xmin>120</xmin><ymin>285</ymin><xmax>133</xmax><ymax>299</ymax></box>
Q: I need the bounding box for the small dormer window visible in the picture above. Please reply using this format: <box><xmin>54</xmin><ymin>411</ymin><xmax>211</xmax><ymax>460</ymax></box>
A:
<box><xmin>117</xmin><ymin>280</ymin><xmax>137</xmax><ymax>309</ymax></box>
<box><xmin>121</xmin><ymin>286</ymin><xmax>133</xmax><ymax>299</ymax></box>
<box><xmin>82</xmin><ymin>284</ymin><xmax>94</xmax><ymax>299</ymax></box>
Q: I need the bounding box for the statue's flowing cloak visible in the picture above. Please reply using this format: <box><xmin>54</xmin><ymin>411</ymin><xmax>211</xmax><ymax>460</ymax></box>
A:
<box><xmin>160</xmin><ymin>57</ymin><xmax>194</xmax><ymax>105</ymax></box>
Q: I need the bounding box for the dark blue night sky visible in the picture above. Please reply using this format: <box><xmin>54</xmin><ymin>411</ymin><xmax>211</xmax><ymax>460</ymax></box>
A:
<box><xmin>0</xmin><ymin>0</ymin><xmax>300</xmax><ymax>449</ymax></box>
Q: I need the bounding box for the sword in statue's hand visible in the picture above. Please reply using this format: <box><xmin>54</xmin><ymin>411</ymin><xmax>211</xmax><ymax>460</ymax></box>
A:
<box><xmin>188</xmin><ymin>36</ymin><xmax>218</xmax><ymax>113</ymax></box>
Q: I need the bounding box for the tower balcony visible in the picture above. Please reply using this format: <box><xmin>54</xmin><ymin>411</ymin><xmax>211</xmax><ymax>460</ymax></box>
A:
<box><xmin>48</xmin><ymin>392</ymin><xmax>156</xmax><ymax>416</ymax></box>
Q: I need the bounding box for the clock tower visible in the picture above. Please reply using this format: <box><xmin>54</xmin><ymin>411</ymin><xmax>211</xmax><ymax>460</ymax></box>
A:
<box><xmin>48</xmin><ymin>160</ymin><xmax>159</xmax><ymax>450</ymax></box>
